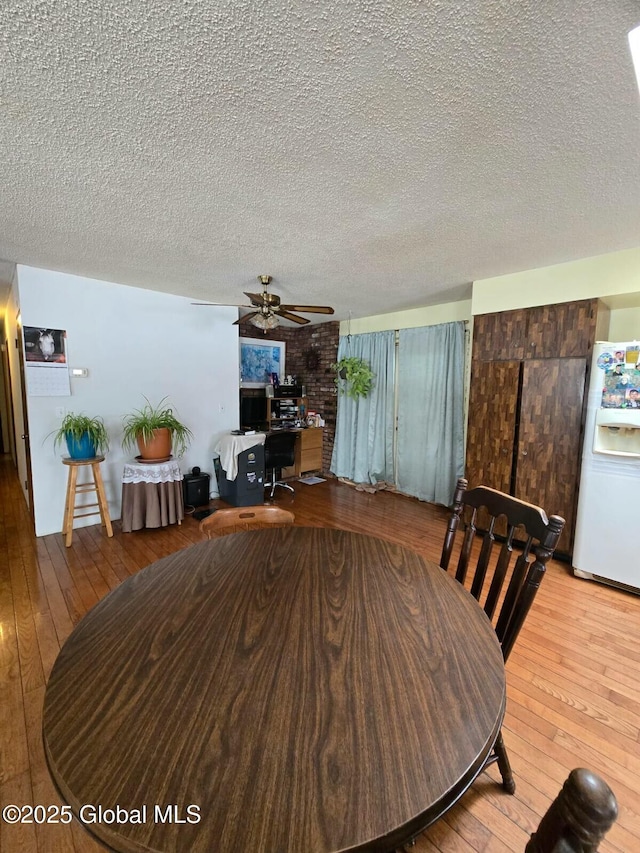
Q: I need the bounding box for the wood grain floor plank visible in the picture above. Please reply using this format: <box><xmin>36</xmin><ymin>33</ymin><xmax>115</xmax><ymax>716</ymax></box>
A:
<box><xmin>434</xmin><ymin>796</ymin><xmax>506</xmax><ymax>852</ymax></box>
<box><xmin>0</xmin><ymin>657</ymin><xmax>30</xmax><ymax>786</ymax></box>
<box><xmin>507</xmin><ymin>660</ymin><xmax>640</xmax><ymax>740</ymax></box>
<box><xmin>507</xmin><ymin>675</ymin><xmax>639</xmax><ymax>756</ymax></box>
<box><xmin>80</xmin><ymin>525</ymin><xmax>136</xmax><ymax>585</ymax></box>
<box><xmin>43</xmin><ymin>535</ymin><xmax>100</xmax><ymax>614</ymax></box>
<box><xmin>22</xmin><ymin>685</ymin><xmax>77</xmax><ymax>852</ymax></box>
<box><xmin>0</xmin><ymin>769</ymin><xmax>38</xmax><ymax>853</ymax></box>
<box><xmin>17</xmin><ymin>548</ymin><xmax>50</xmax><ymax>618</ymax></box>
<box><xmin>77</xmin><ymin>527</ymin><xmax>130</xmax><ymax>588</ymax></box>
<box><xmin>64</xmin><ymin>545</ymin><xmax>112</xmax><ymax>602</ymax></box>
<box><xmin>513</xmin><ymin>637</ymin><xmax>636</xmax><ymax>709</ymax></box>
<box><xmin>9</xmin><ymin>558</ymin><xmax>45</xmax><ymax>694</ymax></box>
<box><xmin>70</xmin><ymin>818</ymin><xmax>110</xmax><ymax>852</ymax></box>
<box><xmin>451</xmin><ymin>793</ymin><xmax>531</xmax><ymax>851</ymax></box>
<box><xmin>31</xmin><ymin>544</ymin><xmax>74</xmax><ymax>647</ymax></box>
<box><xmin>420</xmin><ymin>815</ymin><xmax>479</xmax><ymax>852</ymax></box>
<box><xmin>33</xmin><ymin>611</ymin><xmax>61</xmax><ymax>683</ymax></box>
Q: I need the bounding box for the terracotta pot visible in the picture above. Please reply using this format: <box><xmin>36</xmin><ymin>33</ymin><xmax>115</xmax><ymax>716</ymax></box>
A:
<box><xmin>136</xmin><ymin>427</ymin><xmax>172</xmax><ymax>460</ymax></box>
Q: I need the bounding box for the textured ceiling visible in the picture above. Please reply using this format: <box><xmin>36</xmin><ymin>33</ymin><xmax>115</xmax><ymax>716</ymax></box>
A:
<box><xmin>1</xmin><ymin>1</ymin><xmax>639</xmax><ymax>323</ymax></box>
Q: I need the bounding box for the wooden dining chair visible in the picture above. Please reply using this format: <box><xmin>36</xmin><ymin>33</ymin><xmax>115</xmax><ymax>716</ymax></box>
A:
<box><xmin>440</xmin><ymin>477</ymin><xmax>565</xmax><ymax>794</ymax></box>
<box><xmin>525</xmin><ymin>768</ymin><xmax>617</xmax><ymax>853</ymax></box>
<box><xmin>400</xmin><ymin>768</ymin><xmax>617</xmax><ymax>852</ymax></box>
<box><xmin>199</xmin><ymin>505</ymin><xmax>295</xmax><ymax>538</ymax></box>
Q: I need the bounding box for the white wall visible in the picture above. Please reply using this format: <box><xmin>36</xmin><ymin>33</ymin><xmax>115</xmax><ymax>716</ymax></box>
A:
<box><xmin>16</xmin><ymin>265</ymin><xmax>240</xmax><ymax>536</ymax></box>
<box><xmin>609</xmin><ymin>307</ymin><xmax>640</xmax><ymax>341</ymax></box>
<box><xmin>340</xmin><ymin>299</ymin><xmax>472</xmax><ymax>334</ymax></box>
<box><xmin>472</xmin><ymin>246</ymin><xmax>640</xmax><ymax>315</ymax></box>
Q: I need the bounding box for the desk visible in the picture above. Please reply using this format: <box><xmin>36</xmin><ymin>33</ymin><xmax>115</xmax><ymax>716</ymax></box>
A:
<box><xmin>43</xmin><ymin>528</ymin><xmax>505</xmax><ymax>853</ymax></box>
<box><xmin>120</xmin><ymin>459</ymin><xmax>184</xmax><ymax>532</ymax></box>
<box><xmin>283</xmin><ymin>426</ymin><xmax>324</xmax><ymax>478</ymax></box>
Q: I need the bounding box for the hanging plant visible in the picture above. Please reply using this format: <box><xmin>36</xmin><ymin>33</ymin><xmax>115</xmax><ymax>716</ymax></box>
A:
<box><xmin>332</xmin><ymin>356</ymin><xmax>375</xmax><ymax>399</ymax></box>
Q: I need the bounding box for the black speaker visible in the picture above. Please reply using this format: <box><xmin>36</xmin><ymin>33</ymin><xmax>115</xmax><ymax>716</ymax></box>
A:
<box><xmin>183</xmin><ymin>472</ymin><xmax>210</xmax><ymax>508</ymax></box>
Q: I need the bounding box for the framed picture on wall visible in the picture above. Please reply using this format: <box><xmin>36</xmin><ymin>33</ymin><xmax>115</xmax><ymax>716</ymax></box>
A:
<box><xmin>23</xmin><ymin>326</ymin><xmax>67</xmax><ymax>363</ymax></box>
<box><xmin>239</xmin><ymin>337</ymin><xmax>286</xmax><ymax>388</ymax></box>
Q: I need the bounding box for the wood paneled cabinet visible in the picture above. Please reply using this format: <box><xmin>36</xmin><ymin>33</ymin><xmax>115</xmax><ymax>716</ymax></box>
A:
<box><xmin>466</xmin><ymin>298</ymin><xmax>609</xmax><ymax>556</ymax></box>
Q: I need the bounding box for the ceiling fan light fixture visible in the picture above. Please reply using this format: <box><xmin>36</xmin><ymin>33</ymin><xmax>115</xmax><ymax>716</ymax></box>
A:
<box><xmin>250</xmin><ymin>312</ymin><xmax>280</xmax><ymax>330</ymax></box>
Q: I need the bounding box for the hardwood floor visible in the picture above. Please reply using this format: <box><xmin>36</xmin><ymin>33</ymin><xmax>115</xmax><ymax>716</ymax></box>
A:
<box><xmin>0</xmin><ymin>455</ymin><xmax>637</xmax><ymax>852</ymax></box>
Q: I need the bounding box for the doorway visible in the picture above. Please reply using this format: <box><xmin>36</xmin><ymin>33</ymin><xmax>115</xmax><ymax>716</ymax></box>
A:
<box><xmin>13</xmin><ymin>313</ymin><xmax>35</xmax><ymax>527</ymax></box>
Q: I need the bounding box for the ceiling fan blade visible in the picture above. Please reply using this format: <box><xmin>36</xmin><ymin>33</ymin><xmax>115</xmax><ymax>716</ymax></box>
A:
<box><xmin>233</xmin><ymin>312</ymin><xmax>259</xmax><ymax>325</ymax></box>
<box><xmin>277</xmin><ymin>311</ymin><xmax>310</xmax><ymax>325</ymax></box>
<box><xmin>279</xmin><ymin>304</ymin><xmax>334</xmax><ymax>314</ymax></box>
<box><xmin>243</xmin><ymin>291</ymin><xmax>265</xmax><ymax>306</ymax></box>
<box><xmin>244</xmin><ymin>291</ymin><xmax>281</xmax><ymax>307</ymax></box>
<box><xmin>192</xmin><ymin>302</ymin><xmax>253</xmax><ymax>307</ymax></box>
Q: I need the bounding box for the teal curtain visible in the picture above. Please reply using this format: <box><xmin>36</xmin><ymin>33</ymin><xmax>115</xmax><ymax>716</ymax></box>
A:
<box><xmin>330</xmin><ymin>331</ymin><xmax>395</xmax><ymax>484</ymax></box>
<box><xmin>396</xmin><ymin>323</ymin><xmax>465</xmax><ymax>506</ymax></box>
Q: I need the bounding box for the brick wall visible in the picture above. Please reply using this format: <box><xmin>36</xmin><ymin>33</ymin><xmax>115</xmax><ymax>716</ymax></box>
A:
<box><xmin>238</xmin><ymin>320</ymin><xmax>340</xmax><ymax>473</ymax></box>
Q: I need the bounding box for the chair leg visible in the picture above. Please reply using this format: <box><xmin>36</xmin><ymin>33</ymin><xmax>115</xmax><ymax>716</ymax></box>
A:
<box><xmin>494</xmin><ymin>730</ymin><xmax>516</xmax><ymax>794</ymax></box>
<box><xmin>266</xmin><ymin>468</ymin><xmax>295</xmax><ymax>499</ymax></box>
<box><xmin>268</xmin><ymin>480</ymin><xmax>295</xmax><ymax>498</ymax></box>
<box><xmin>266</xmin><ymin>468</ymin><xmax>277</xmax><ymax>498</ymax></box>
<box><xmin>92</xmin><ymin>462</ymin><xmax>113</xmax><ymax>538</ymax></box>
<box><xmin>62</xmin><ymin>465</ymin><xmax>79</xmax><ymax>548</ymax></box>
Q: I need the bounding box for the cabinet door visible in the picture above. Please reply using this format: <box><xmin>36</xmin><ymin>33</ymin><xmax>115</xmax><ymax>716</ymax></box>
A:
<box><xmin>465</xmin><ymin>361</ymin><xmax>520</xmax><ymax>492</ymax></box>
<box><xmin>515</xmin><ymin>358</ymin><xmax>586</xmax><ymax>554</ymax></box>
<box><xmin>525</xmin><ymin>299</ymin><xmax>598</xmax><ymax>359</ymax></box>
<box><xmin>472</xmin><ymin>310</ymin><xmax>528</xmax><ymax>362</ymax></box>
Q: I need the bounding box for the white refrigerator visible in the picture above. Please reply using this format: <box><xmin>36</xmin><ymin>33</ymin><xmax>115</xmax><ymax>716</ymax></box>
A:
<box><xmin>573</xmin><ymin>340</ymin><xmax>640</xmax><ymax>593</ymax></box>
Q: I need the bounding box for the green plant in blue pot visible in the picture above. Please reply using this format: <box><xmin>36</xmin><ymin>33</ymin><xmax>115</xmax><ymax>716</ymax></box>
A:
<box><xmin>50</xmin><ymin>413</ymin><xmax>110</xmax><ymax>459</ymax></box>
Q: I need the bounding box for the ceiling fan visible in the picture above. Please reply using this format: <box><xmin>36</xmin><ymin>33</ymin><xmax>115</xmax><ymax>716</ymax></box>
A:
<box><xmin>193</xmin><ymin>275</ymin><xmax>334</xmax><ymax>330</ymax></box>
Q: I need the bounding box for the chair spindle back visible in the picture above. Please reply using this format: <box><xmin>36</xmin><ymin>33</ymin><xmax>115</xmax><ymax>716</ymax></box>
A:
<box><xmin>441</xmin><ymin>478</ymin><xmax>565</xmax><ymax>662</ymax></box>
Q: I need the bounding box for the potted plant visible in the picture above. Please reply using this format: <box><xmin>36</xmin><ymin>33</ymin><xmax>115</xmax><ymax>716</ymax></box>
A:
<box><xmin>50</xmin><ymin>413</ymin><xmax>110</xmax><ymax>459</ymax></box>
<box><xmin>122</xmin><ymin>397</ymin><xmax>193</xmax><ymax>460</ymax></box>
<box><xmin>332</xmin><ymin>356</ymin><xmax>375</xmax><ymax>399</ymax></box>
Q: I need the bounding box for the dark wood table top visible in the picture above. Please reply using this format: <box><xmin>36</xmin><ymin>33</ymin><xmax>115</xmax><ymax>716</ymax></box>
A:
<box><xmin>43</xmin><ymin>527</ymin><xmax>506</xmax><ymax>853</ymax></box>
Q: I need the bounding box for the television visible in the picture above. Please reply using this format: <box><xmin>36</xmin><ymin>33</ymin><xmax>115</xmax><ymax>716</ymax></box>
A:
<box><xmin>240</xmin><ymin>393</ymin><xmax>268</xmax><ymax>431</ymax></box>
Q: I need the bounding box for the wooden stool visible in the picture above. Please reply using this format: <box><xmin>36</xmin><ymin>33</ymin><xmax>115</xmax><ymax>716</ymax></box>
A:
<box><xmin>62</xmin><ymin>457</ymin><xmax>113</xmax><ymax>547</ymax></box>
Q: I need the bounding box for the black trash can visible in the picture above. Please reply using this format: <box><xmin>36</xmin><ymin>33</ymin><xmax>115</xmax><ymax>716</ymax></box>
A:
<box><xmin>183</xmin><ymin>471</ymin><xmax>211</xmax><ymax>508</ymax></box>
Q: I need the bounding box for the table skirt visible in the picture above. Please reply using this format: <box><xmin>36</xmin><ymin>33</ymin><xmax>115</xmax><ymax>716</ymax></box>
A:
<box><xmin>121</xmin><ymin>480</ymin><xmax>184</xmax><ymax>532</ymax></box>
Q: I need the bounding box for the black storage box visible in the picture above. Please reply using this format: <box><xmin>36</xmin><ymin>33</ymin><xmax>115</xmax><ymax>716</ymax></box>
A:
<box><xmin>275</xmin><ymin>385</ymin><xmax>304</xmax><ymax>397</ymax></box>
<box><xmin>214</xmin><ymin>445</ymin><xmax>265</xmax><ymax>507</ymax></box>
<box><xmin>183</xmin><ymin>471</ymin><xmax>211</xmax><ymax>508</ymax></box>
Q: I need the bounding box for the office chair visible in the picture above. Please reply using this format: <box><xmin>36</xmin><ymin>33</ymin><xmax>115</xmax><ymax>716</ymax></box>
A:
<box><xmin>199</xmin><ymin>506</ymin><xmax>295</xmax><ymax>538</ymax></box>
<box><xmin>440</xmin><ymin>477</ymin><xmax>565</xmax><ymax>795</ymax></box>
<box><xmin>263</xmin><ymin>431</ymin><xmax>297</xmax><ymax>498</ymax></box>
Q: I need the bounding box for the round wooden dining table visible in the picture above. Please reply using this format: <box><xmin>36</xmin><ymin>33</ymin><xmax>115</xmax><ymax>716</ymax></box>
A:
<box><xmin>43</xmin><ymin>527</ymin><xmax>506</xmax><ymax>853</ymax></box>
